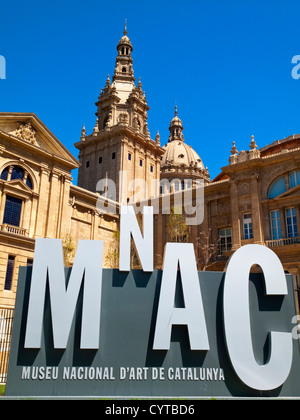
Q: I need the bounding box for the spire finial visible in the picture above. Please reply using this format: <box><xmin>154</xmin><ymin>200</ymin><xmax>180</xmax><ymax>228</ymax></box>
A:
<box><xmin>155</xmin><ymin>130</ymin><xmax>161</xmax><ymax>146</ymax></box>
<box><xmin>124</xmin><ymin>19</ymin><xmax>127</xmax><ymax>36</ymax></box>
<box><xmin>80</xmin><ymin>124</ymin><xmax>86</xmax><ymax>140</ymax></box>
<box><xmin>231</xmin><ymin>141</ymin><xmax>238</xmax><ymax>155</ymax></box>
<box><xmin>249</xmin><ymin>134</ymin><xmax>257</xmax><ymax>150</ymax></box>
<box><xmin>175</xmin><ymin>105</ymin><xmax>178</xmax><ymax>117</ymax></box>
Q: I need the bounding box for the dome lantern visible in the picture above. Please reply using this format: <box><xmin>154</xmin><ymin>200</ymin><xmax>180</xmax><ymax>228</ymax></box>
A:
<box><xmin>168</xmin><ymin>106</ymin><xmax>184</xmax><ymax>142</ymax></box>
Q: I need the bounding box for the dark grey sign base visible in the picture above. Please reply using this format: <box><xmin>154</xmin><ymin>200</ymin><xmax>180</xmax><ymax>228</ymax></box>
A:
<box><xmin>5</xmin><ymin>268</ymin><xmax>300</xmax><ymax>397</ymax></box>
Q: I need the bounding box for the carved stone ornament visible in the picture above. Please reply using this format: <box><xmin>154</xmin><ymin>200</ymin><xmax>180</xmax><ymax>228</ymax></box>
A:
<box><xmin>11</xmin><ymin>122</ymin><xmax>37</xmax><ymax>145</ymax></box>
<box><xmin>118</xmin><ymin>113</ymin><xmax>128</xmax><ymax>123</ymax></box>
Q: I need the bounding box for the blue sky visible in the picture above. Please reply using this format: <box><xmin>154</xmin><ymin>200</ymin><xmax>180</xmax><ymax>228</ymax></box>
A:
<box><xmin>1</xmin><ymin>0</ymin><xmax>300</xmax><ymax>182</ymax></box>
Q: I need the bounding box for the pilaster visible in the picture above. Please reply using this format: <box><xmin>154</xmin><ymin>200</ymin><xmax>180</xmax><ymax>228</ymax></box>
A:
<box><xmin>250</xmin><ymin>175</ymin><xmax>264</xmax><ymax>244</ymax></box>
<box><xmin>34</xmin><ymin>167</ymin><xmax>50</xmax><ymax>238</ymax></box>
<box><xmin>45</xmin><ymin>172</ymin><xmax>60</xmax><ymax>238</ymax></box>
<box><xmin>230</xmin><ymin>180</ymin><xmax>241</xmax><ymax>250</ymax></box>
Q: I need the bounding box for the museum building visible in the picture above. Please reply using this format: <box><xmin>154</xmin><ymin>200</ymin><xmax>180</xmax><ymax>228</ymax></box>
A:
<box><xmin>0</xmin><ymin>27</ymin><xmax>300</xmax><ymax>311</ymax></box>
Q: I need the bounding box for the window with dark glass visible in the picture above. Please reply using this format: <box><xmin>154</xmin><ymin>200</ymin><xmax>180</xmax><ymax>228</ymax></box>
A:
<box><xmin>26</xmin><ymin>176</ymin><xmax>33</xmax><ymax>189</ymax></box>
<box><xmin>11</xmin><ymin>166</ymin><xmax>24</xmax><ymax>181</ymax></box>
<box><xmin>3</xmin><ymin>196</ymin><xmax>22</xmax><ymax>227</ymax></box>
<box><xmin>0</xmin><ymin>165</ymin><xmax>33</xmax><ymax>189</ymax></box>
<box><xmin>0</xmin><ymin>167</ymin><xmax>8</xmax><ymax>181</ymax></box>
<box><xmin>4</xmin><ymin>256</ymin><xmax>15</xmax><ymax>291</ymax></box>
<box><xmin>286</xmin><ymin>208</ymin><xmax>298</xmax><ymax>238</ymax></box>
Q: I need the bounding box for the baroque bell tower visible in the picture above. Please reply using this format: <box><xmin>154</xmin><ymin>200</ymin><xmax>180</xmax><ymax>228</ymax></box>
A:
<box><xmin>75</xmin><ymin>24</ymin><xmax>164</xmax><ymax>204</ymax></box>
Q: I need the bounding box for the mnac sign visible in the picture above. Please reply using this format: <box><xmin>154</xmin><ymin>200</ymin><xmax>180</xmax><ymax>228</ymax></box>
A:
<box><xmin>5</xmin><ymin>207</ymin><xmax>300</xmax><ymax>397</ymax></box>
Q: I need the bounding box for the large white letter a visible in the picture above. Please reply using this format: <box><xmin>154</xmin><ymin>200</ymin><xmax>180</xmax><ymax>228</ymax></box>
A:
<box><xmin>153</xmin><ymin>243</ymin><xmax>210</xmax><ymax>351</ymax></box>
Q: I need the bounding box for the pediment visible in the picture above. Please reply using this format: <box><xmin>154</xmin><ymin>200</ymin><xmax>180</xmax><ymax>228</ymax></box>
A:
<box><xmin>5</xmin><ymin>178</ymin><xmax>33</xmax><ymax>193</ymax></box>
<box><xmin>0</xmin><ymin>113</ymin><xmax>79</xmax><ymax>169</ymax></box>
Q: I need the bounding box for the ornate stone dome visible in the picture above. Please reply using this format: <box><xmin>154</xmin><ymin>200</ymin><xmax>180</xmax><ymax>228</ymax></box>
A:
<box><xmin>117</xmin><ymin>22</ymin><xmax>133</xmax><ymax>50</ymax></box>
<box><xmin>160</xmin><ymin>107</ymin><xmax>210</xmax><ymax>184</ymax></box>
<box><xmin>161</xmin><ymin>139</ymin><xmax>205</xmax><ymax>170</ymax></box>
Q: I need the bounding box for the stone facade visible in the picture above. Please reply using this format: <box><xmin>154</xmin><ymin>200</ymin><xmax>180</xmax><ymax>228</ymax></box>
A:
<box><xmin>0</xmin><ymin>113</ymin><xmax>118</xmax><ymax>308</ymax></box>
<box><xmin>0</xmin><ymin>27</ymin><xmax>300</xmax><ymax>312</ymax></box>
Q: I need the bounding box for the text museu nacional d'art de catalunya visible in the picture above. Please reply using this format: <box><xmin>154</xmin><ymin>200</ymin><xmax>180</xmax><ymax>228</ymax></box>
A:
<box><xmin>5</xmin><ymin>205</ymin><xmax>300</xmax><ymax>397</ymax></box>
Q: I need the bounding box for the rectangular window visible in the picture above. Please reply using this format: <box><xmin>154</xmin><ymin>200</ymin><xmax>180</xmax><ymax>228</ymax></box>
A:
<box><xmin>140</xmin><ymin>159</ymin><xmax>143</xmax><ymax>167</ymax></box>
<box><xmin>3</xmin><ymin>195</ymin><xmax>22</xmax><ymax>227</ymax></box>
<box><xmin>112</xmin><ymin>152</ymin><xmax>116</xmax><ymax>160</ymax></box>
<box><xmin>286</xmin><ymin>208</ymin><xmax>298</xmax><ymax>238</ymax></box>
<box><xmin>186</xmin><ymin>180</ymin><xmax>192</xmax><ymax>189</ymax></box>
<box><xmin>128</xmin><ymin>153</ymin><xmax>132</xmax><ymax>161</ymax></box>
<box><xmin>99</xmin><ymin>156</ymin><xmax>103</xmax><ymax>164</ymax></box>
<box><xmin>219</xmin><ymin>228</ymin><xmax>232</xmax><ymax>254</ymax></box>
<box><xmin>270</xmin><ymin>210</ymin><xmax>282</xmax><ymax>240</ymax></box>
<box><xmin>4</xmin><ymin>256</ymin><xmax>15</xmax><ymax>291</ymax></box>
<box><xmin>243</xmin><ymin>213</ymin><xmax>253</xmax><ymax>240</ymax></box>
<box><xmin>85</xmin><ymin>161</ymin><xmax>90</xmax><ymax>168</ymax></box>
<box><xmin>150</xmin><ymin>165</ymin><xmax>153</xmax><ymax>173</ymax></box>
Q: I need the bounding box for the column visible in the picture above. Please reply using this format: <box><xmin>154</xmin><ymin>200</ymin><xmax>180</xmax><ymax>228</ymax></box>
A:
<box><xmin>22</xmin><ymin>198</ymin><xmax>31</xmax><ymax>234</ymax></box>
<box><xmin>295</xmin><ymin>206</ymin><xmax>300</xmax><ymax>238</ymax></box>
<box><xmin>45</xmin><ymin>172</ymin><xmax>60</xmax><ymax>238</ymax></box>
<box><xmin>34</xmin><ymin>167</ymin><xmax>50</xmax><ymax>238</ymax></box>
<box><xmin>230</xmin><ymin>181</ymin><xmax>241</xmax><ymax>250</ymax></box>
<box><xmin>250</xmin><ymin>175</ymin><xmax>264</xmax><ymax>244</ymax></box>
<box><xmin>280</xmin><ymin>208</ymin><xmax>287</xmax><ymax>239</ymax></box>
<box><xmin>0</xmin><ymin>191</ymin><xmax>6</xmax><ymax>224</ymax></box>
<box><xmin>58</xmin><ymin>177</ymin><xmax>72</xmax><ymax>239</ymax></box>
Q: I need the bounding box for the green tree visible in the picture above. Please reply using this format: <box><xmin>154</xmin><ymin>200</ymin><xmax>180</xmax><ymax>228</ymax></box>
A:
<box><xmin>62</xmin><ymin>234</ymin><xmax>75</xmax><ymax>267</ymax></box>
<box><xmin>166</xmin><ymin>207</ymin><xmax>189</xmax><ymax>243</ymax></box>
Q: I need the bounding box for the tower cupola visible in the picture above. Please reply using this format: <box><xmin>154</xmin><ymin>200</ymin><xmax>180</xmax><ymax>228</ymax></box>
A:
<box><xmin>168</xmin><ymin>106</ymin><xmax>184</xmax><ymax>142</ymax></box>
<box><xmin>113</xmin><ymin>21</ymin><xmax>135</xmax><ymax>84</ymax></box>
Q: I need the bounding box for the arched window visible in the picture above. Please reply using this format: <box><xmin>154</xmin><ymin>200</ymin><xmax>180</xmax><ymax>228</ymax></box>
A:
<box><xmin>268</xmin><ymin>169</ymin><xmax>300</xmax><ymax>199</ymax></box>
<box><xmin>0</xmin><ymin>167</ymin><xmax>8</xmax><ymax>181</ymax></box>
<box><xmin>289</xmin><ymin>170</ymin><xmax>300</xmax><ymax>189</ymax></box>
<box><xmin>26</xmin><ymin>176</ymin><xmax>33</xmax><ymax>189</ymax></box>
<box><xmin>0</xmin><ymin>165</ymin><xmax>33</xmax><ymax>190</ymax></box>
<box><xmin>11</xmin><ymin>166</ymin><xmax>24</xmax><ymax>181</ymax></box>
<box><xmin>122</xmin><ymin>67</ymin><xmax>127</xmax><ymax>73</ymax></box>
<box><xmin>268</xmin><ymin>176</ymin><xmax>286</xmax><ymax>199</ymax></box>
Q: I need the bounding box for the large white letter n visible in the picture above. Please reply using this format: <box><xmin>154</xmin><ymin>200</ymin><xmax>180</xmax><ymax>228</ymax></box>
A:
<box><xmin>24</xmin><ymin>239</ymin><xmax>103</xmax><ymax>350</ymax></box>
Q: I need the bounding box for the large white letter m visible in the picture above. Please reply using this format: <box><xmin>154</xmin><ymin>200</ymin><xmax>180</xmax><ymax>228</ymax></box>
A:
<box><xmin>24</xmin><ymin>239</ymin><xmax>103</xmax><ymax>350</ymax></box>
